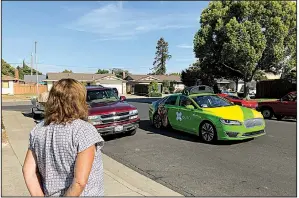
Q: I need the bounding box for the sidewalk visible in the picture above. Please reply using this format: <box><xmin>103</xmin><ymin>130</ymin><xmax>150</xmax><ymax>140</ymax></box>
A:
<box><xmin>2</xmin><ymin>110</ymin><xmax>182</xmax><ymax>196</ymax></box>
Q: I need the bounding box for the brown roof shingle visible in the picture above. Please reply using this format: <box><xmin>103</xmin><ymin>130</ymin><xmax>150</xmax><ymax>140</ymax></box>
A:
<box><xmin>2</xmin><ymin>75</ymin><xmax>16</xmax><ymax>81</ymax></box>
<box><xmin>126</xmin><ymin>74</ymin><xmax>181</xmax><ymax>82</ymax></box>
<box><xmin>45</xmin><ymin>73</ymin><xmax>118</xmax><ymax>81</ymax></box>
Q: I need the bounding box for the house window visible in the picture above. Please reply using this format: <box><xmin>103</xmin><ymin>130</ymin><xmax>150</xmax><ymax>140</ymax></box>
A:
<box><xmin>2</xmin><ymin>81</ymin><xmax>9</xmax><ymax>88</ymax></box>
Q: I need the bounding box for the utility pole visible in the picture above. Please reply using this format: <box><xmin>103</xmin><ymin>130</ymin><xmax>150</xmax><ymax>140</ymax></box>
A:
<box><xmin>35</xmin><ymin>41</ymin><xmax>39</xmax><ymax>95</ymax></box>
<box><xmin>30</xmin><ymin>53</ymin><xmax>33</xmax><ymax>75</ymax></box>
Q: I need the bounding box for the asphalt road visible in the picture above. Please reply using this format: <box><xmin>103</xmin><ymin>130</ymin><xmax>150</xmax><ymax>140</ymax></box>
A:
<box><xmin>3</xmin><ymin>101</ymin><xmax>296</xmax><ymax>196</ymax></box>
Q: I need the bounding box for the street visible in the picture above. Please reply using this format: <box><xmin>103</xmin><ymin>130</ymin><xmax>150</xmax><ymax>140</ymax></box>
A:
<box><xmin>3</xmin><ymin>101</ymin><xmax>296</xmax><ymax>196</ymax></box>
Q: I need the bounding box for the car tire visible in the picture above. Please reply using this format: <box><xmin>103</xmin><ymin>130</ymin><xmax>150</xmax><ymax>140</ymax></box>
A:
<box><xmin>153</xmin><ymin>113</ymin><xmax>162</xmax><ymax>129</ymax></box>
<box><xmin>275</xmin><ymin>115</ymin><xmax>284</xmax><ymax>121</ymax></box>
<box><xmin>126</xmin><ymin>129</ymin><xmax>137</xmax><ymax>136</ymax></box>
<box><xmin>261</xmin><ymin>107</ymin><xmax>273</xmax><ymax>119</ymax></box>
<box><xmin>32</xmin><ymin>110</ymin><xmax>40</xmax><ymax>120</ymax></box>
<box><xmin>199</xmin><ymin>121</ymin><xmax>217</xmax><ymax>143</ymax></box>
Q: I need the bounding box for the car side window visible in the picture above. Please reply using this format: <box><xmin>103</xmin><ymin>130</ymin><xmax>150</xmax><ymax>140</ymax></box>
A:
<box><xmin>164</xmin><ymin>95</ymin><xmax>178</xmax><ymax>105</ymax></box>
<box><xmin>179</xmin><ymin>96</ymin><xmax>195</xmax><ymax>109</ymax></box>
<box><xmin>282</xmin><ymin>93</ymin><xmax>296</xmax><ymax>101</ymax></box>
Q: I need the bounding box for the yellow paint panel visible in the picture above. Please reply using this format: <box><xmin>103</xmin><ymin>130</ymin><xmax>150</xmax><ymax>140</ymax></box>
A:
<box><xmin>204</xmin><ymin>106</ymin><xmax>244</xmax><ymax>120</ymax></box>
<box><xmin>252</xmin><ymin>109</ymin><xmax>263</xmax><ymax>118</ymax></box>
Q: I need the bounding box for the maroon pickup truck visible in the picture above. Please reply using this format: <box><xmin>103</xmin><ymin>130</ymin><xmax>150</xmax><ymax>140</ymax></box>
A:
<box><xmin>87</xmin><ymin>86</ymin><xmax>139</xmax><ymax>136</ymax></box>
<box><xmin>257</xmin><ymin>91</ymin><xmax>297</xmax><ymax>120</ymax></box>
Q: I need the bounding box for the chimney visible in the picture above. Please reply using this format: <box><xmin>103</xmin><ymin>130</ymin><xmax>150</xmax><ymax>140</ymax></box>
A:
<box><xmin>122</xmin><ymin>71</ymin><xmax>126</xmax><ymax>79</ymax></box>
<box><xmin>14</xmin><ymin>68</ymin><xmax>19</xmax><ymax>80</ymax></box>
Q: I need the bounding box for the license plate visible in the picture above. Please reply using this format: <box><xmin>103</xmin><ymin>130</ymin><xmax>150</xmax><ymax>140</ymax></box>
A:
<box><xmin>114</xmin><ymin>125</ymin><xmax>124</xmax><ymax>132</ymax></box>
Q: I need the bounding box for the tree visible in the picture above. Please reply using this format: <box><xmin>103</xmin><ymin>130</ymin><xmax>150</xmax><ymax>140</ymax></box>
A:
<box><xmin>96</xmin><ymin>69</ymin><xmax>109</xmax><ymax>74</ymax></box>
<box><xmin>169</xmin><ymin>72</ymin><xmax>180</xmax><ymax>76</ymax></box>
<box><xmin>2</xmin><ymin>59</ymin><xmax>15</xmax><ymax>77</ymax></box>
<box><xmin>112</xmin><ymin>68</ymin><xmax>129</xmax><ymax>79</ymax></box>
<box><xmin>181</xmin><ymin>61</ymin><xmax>217</xmax><ymax>87</ymax></box>
<box><xmin>194</xmin><ymin>1</ymin><xmax>296</xmax><ymax>98</ymax></box>
<box><xmin>148</xmin><ymin>81</ymin><xmax>159</xmax><ymax>93</ymax></box>
<box><xmin>152</xmin><ymin>37</ymin><xmax>172</xmax><ymax>75</ymax></box>
<box><xmin>16</xmin><ymin>60</ymin><xmax>42</xmax><ymax>79</ymax></box>
<box><xmin>62</xmin><ymin>69</ymin><xmax>73</xmax><ymax>73</ymax></box>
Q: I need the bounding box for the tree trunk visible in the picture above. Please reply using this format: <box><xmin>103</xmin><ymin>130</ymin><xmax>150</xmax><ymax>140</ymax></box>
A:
<box><xmin>243</xmin><ymin>80</ymin><xmax>250</xmax><ymax>100</ymax></box>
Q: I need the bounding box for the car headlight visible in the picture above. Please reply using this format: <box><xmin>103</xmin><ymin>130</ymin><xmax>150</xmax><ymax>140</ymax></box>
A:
<box><xmin>129</xmin><ymin>109</ymin><xmax>138</xmax><ymax>115</ymax></box>
<box><xmin>220</xmin><ymin>119</ymin><xmax>242</xmax><ymax>125</ymax></box>
<box><xmin>88</xmin><ymin>115</ymin><xmax>100</xmax><ymax>120</ymax></box>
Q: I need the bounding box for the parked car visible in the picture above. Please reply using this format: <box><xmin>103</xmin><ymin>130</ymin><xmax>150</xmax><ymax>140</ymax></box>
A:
<box><xmin>257</xmin><ymin>91</ymin><xmax>297</xmax><ymax>120</ymax></box>
<box><xmin>87</xmin><ymin>87</ymin><xmax>139</xmax><ymax>136</ymax></box>
<box><xmin>149</xmin><ymin>86</ymin><xmax>266</xmax><ymax>143</ymax></box>
<box><xmin>218</xmin><ymin>93</ymin><xmax>258</xmax><ymax>109</ymax></box>
<box><xmin>31</xmin><ymin>87</ymin><xmax>139</xmax><ymax>136</ymax></box>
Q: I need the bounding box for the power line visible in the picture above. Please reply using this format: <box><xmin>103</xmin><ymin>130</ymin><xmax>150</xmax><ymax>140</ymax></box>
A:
<box><xmin>6</xmin><ymin>62</ymin><xmax>152</xmax><ymax>70</ymax></box>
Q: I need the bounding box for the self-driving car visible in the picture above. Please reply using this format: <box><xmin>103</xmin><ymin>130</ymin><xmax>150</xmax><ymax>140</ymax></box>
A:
<box><xmin>149</xmin><ymin>86</ymin><xmax>266</xmax><ymax>142</ymax></box>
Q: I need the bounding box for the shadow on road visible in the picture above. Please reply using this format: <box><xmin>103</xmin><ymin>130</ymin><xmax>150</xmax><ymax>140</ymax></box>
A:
<box><xmin>138</xmin><ymin>119</ymin><xmax>253</xmax><ymax>146</ymax></box>
<box><xmin>268</xmin><ymin>117</ymin><xmax>296</xmax><ymax>123</ymax></box>
<box><xmin>125</xmin><ymin>97</ymin><xmax>161</xmax><ymax>104</ymax></box>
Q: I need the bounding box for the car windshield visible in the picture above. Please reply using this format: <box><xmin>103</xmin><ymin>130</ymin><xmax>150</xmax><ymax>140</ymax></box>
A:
<box><xmin>192</xmin><ymin>95</ymin><xmax>233</xmax><ymax>108</ymax></box>
<box><xmin>87</xmin><ymin>89</ymin><xmax>119</xmax><ymax>104</ymax></box>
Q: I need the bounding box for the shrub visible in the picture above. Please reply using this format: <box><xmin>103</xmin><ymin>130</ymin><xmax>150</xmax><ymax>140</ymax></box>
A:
<box><xmin>148</xmin><ymin>81</ymin><xmax>159</xmax><ymax>93</ymax></box>
<box><xmin>148</xmin><ymin>92</ymin><xmax>162</xmax><ymax>97</ymax></box>
<box><xmin>169</xmin><ymin>86</ymin><xmax>175</xmax><ymax>93</ymax></box>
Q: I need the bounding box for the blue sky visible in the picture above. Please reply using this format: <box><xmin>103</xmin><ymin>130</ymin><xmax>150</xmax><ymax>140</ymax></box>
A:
<box><xmin>3</xmin><ymin>1</ymin><xmax>209</xmax><ymax>75</ymax></box>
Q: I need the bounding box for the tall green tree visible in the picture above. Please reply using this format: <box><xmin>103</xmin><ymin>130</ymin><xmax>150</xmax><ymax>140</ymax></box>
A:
<box><xmin>62</xmin><ymin>69</ymin><xmax>73</xmax><ymax>73</ymax></box>
<box><xmin>96</xmin><ymin>69</ymin><xmax>109</xmax><ymax>74</ymax></box>
<box><xmin>152</xmin><ymin>37</ymin><xmax>172</xmax><ymax>75</ymax></box>
<box><xmin>194</xmin><ymin>1</ymin><xmax>296</xmax><ymax>98</ymax></box>
<box><xmin>2</xmin><ymin>59</ymin><xmax>15</xmax><ymax>77</ymax></box>
<box><xmin>181</xmin><ymin>61</ymin><xmax>216</xmax><ymax>87</ymax></box>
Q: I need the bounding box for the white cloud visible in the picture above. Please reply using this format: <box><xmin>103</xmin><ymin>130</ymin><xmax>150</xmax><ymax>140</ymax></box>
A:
<box><xmin>177</xmin><ymin>44</ymin><xmax>193</xmax><ymax>49</ymax></box>
<box><xmin>67</xmin><ymin>2</ymin><xmax>197</xmax><ymax>41</ymax></box>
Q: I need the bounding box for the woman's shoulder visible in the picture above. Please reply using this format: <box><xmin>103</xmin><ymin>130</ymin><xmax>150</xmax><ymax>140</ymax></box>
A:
<box><xmin>71</xmin><ymin>119</ymin><xmax>97</xmax><ymax>133</ymax></box>
<box><xmin>72</xmin><ymin>119</ymin><xmax>94</xmax><ymax>128</ymax></box>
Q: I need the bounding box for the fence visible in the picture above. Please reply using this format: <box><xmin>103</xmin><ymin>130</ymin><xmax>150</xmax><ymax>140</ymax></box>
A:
<box><xmin>14</xmin><ymin>84</ymin><xmax>48</xmax><ymax>95</ymax></box>
<box><xmin>256</xmin><ymin>79</ymin><xmax>296</xmax><ymax>98</ymax></box>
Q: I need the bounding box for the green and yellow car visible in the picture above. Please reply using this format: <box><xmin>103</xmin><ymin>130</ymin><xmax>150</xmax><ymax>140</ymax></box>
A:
<box><xmin>149</xmin><ymin>87</ymin><xmax>266</xmax><ymax>142</ymax></box>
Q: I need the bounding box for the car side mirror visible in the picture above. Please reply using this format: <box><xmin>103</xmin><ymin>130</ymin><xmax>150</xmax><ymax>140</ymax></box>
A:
<box><xmin>120</xmin><ymin>96</ymin><xmax>126</xmax><ymax>101</ymax></box>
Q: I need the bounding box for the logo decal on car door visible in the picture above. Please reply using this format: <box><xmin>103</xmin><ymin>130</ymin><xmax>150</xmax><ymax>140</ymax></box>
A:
<box><xmin>176</xmin><ymin>112</ymin><xmax>182</xmax><ymax>121</ymax></box>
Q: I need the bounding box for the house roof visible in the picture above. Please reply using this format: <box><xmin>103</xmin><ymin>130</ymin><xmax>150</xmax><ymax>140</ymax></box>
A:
<box><xmin>24</xmin><ymin>75</ymin><xmax>46</xmax><ymax>83</ymax></box>
<box><xmin>2</xmin><ymin>75</ymin><xmax>16</xmax><ymax>81</ymax></box>
<box><xmin>45</xmin><ymin>73</ymin><xmax>124</xmax><ymax>82</ymax></box>
<box><xmin>126</xmin><ymin>74</ymin><xmax>181</xmax><ymax>82</ymax></box>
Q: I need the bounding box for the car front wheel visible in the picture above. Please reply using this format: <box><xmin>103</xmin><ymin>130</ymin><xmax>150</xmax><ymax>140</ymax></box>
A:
<box><xmin>200</xmin><ymin>122</ymin><xmax>217</xmax><ymax>143</ymax></box>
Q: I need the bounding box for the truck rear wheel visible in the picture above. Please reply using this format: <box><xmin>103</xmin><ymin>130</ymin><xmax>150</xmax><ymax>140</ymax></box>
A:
<box><xmin>261</xmin><ymin>107</ymin><xmax>273</xmax><ymax>119</ymax></box>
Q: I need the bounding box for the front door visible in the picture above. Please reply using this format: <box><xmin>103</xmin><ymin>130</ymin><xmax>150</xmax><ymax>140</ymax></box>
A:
<box><xmin>170</xmin><ymin>95</ymin><xmax>199</xmax><ymax>134</ymax></box>
<box><xmin>276</xmin><ymin>92</ymin><xmax>297</xmax><ymax>116</ymax></box>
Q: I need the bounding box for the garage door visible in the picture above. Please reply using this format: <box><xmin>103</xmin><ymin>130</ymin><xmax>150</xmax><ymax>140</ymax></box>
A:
<box><xmin>101</xmin><ymin>84</ymin><xmax>123</xmax><ymax>94</ymax></box>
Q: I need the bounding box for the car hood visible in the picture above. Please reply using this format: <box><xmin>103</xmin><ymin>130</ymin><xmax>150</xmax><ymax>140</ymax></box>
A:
<box><xmin>203</xmin><ymin>105</ymin><xmax>263</xmax><ymax>121</ymax></box>
<box><xmin>88</xmin><ymin>101</ymin><xmax>136</xmax><ymax>115</ymax></box>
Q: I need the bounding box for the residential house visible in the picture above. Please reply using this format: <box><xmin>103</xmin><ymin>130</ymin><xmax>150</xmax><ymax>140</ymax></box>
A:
<box><xmin>216</xmin><ymin>79</ymin><xmax>245</xmax><ymax>92</ymax></box>
<box><xmin>125</xmin><ymin>74</ymin><xmax>184</xmax><ymax>95</ymax></box>
<box><xmin>44</xmin><ymin>73</ymin><xmax>127</xmax><ymax>94</ymax></box>
<box><xmin>24</xmin><ymin>75</ymin><xmax>47</xmax><ymax>85</ymax></box>
<box><xmin>2</xmin><ymin>69</ymin><xmax>24</xmax><ymax>95</ymax></box>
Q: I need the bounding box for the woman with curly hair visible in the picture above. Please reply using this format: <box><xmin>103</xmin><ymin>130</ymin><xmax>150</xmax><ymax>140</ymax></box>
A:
<box><xmin>22</xmin><ymin>78</ymin><xmax>104</xmax><ymax>196</ymax></box>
